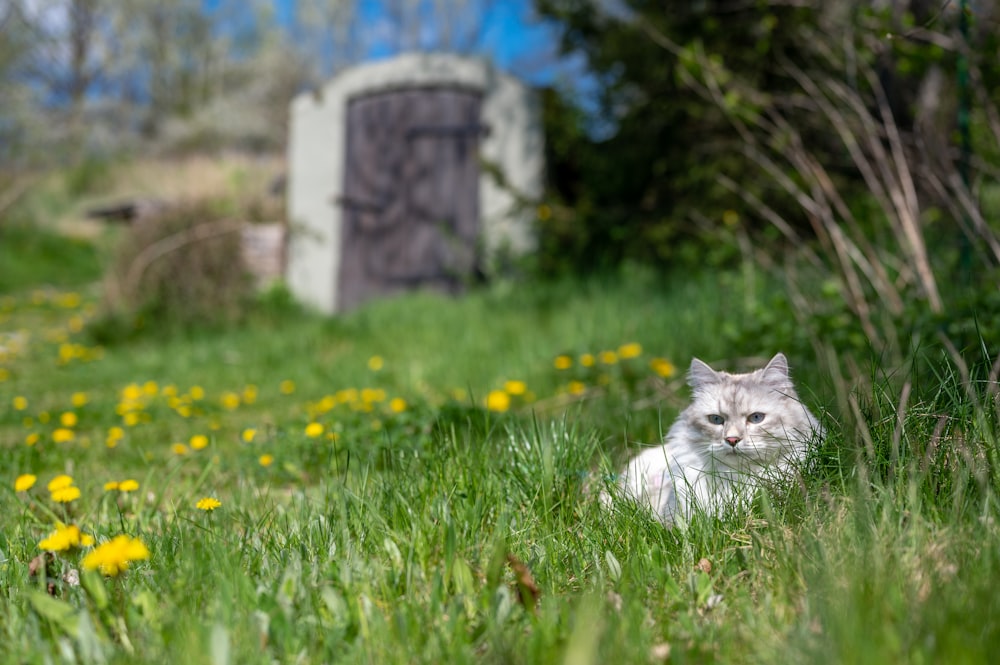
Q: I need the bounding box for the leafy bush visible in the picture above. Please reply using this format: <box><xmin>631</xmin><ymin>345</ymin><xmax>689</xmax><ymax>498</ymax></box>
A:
<box><xmin>104</xmin><ymin>199</ymin><xmax>253</xmax><ymax>334</ymax></box>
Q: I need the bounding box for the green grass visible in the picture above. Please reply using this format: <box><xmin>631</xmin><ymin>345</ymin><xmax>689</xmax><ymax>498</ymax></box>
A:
<box><xmin>1</xmin><ymin>252</ymin><xmax>998</xmax><ymax>663</ymax></box>
<box><xmin>0</xmin><ymin>222</ymin><xmax>103</xmax><ymax>293</ymax></box>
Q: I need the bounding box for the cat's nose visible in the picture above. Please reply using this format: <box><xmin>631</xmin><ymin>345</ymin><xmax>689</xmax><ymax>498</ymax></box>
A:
<box><xmin>725</xmin><ymin>436</ymin><xmax>741</xmax><ymax>447</ymax></box>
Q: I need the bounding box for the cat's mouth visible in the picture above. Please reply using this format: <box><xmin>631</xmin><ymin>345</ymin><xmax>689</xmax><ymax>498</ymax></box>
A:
<box><xmin>718</xmin><ymin>442</ymin><xmax>764</xmax><ymax>458</ymax></box>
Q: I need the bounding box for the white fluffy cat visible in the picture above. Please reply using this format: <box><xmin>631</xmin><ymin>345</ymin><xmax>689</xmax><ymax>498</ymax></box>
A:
<box><xmin>610</xmin><ymin>353</ymin><xmax>822</xmax><ymax>525</ymax></box>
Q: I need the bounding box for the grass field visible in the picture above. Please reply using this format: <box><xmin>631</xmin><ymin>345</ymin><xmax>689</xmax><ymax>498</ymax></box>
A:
<box><xmin>2</xmin><ymin>214</ymin><xmax>999</xmax><ymax>663</ymax></box>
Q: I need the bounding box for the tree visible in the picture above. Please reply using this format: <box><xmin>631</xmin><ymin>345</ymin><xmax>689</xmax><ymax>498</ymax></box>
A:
<box><xmin>536</xmin><ymin>0</ymin><xmax>1000</xmax><ymax>376</ymax></box>
<box><xmin>535</xmin><ymin>2</ymin><xmax>998</xmax><ymax>262</ymax></box>
<box><xmin>534</xmin><ymin>0</ymin><xmax>823</xmax><ymax>270</ymax></box>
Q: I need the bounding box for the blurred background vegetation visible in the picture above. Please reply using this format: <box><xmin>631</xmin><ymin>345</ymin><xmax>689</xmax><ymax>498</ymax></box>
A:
<box><xmin>1</xmin><ymin>0</ymin><xmax>998</xmax><ymax>400</ymax></box>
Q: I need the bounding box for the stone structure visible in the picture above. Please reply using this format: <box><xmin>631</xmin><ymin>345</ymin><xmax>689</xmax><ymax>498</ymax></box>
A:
<box><xmin>286</xmin><ymin>52</ymin><xmax>543</xmax><ymax>313</ymax></box>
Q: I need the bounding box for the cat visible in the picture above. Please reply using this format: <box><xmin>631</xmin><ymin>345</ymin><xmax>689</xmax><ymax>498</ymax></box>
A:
<box><xmin>609</xmin><ymin>352</ymin><xmax>822</xmax><ymax>525</ymax></box>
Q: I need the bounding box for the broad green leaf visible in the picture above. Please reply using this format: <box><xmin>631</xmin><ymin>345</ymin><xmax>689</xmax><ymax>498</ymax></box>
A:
<box><xmin>27</xmin><ymin>591</ymin><xmax>79</xmax><ymax>637</ymax></box>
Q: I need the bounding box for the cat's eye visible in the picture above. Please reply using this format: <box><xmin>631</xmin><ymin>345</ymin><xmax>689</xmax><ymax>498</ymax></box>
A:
<box><xmin>707</xmin><ymin>414</ymin><xmax>725</xmax><ymax>425</ymax></box>
<box><xmin>747</xmin><ymin>412</ymin><xmax>766</xmax><ymax>424</ymax></box>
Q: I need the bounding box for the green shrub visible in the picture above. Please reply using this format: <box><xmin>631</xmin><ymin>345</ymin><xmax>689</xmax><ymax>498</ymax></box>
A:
<box><xmin>105</xmin><ymin>199</ymin><xmax>253</xmax><ymax>334</ymax></box>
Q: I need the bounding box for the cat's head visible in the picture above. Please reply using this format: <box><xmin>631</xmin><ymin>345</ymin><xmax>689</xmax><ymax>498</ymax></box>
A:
<box><xmin>683</xmin><ymin>353</ymin><xmax>818</xmax><ymax>462</ymax></box>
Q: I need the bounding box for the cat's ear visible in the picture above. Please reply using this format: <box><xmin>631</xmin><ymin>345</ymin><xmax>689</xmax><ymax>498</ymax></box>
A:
<box><xmin>763</xmin><ymin>353</ymin><xmax>789</xmax><ymax>377</ymax></box>
<box><xmin>688</xmin><ymin>358</ymin><xmax>720</xmax><ymax>389</ymax></box>
<box><xmin>761</xmin><ymin>353</ymin><xmax>794</xmax><ymax>389</ymax></box>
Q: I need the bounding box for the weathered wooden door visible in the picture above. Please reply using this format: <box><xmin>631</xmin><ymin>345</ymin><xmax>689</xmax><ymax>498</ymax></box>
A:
<box><xmin>337</xmin><ymin>87</ymin><xmax>484</xmax><ymax>311</ymax></box>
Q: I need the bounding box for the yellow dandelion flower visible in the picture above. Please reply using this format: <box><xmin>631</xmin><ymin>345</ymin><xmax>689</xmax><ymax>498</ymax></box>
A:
<box><xmin>316</xmin><ymin>395</ymin><xmax>336</xmax><ymax>413</ymax></box>
<box><xmin>39</xmin><ymin>523</ymin><xmax>93</xmax><ymax>551</ymax></box>
<box><xmin>57</xmin><ymin>292</ymin><xmax>81</xmax><ymax>308</ymax></box>
<box><xmin>485</xmin><ymin>390</ymin><xmax>511</xmax><ymax>413</ymax></box>
<box><xmin>51</xmin><ymin>486</ymin><xmax>81</xmax><ymax>503</ymax></box>
<box><xmin>121</xmin><ymin>383</ymin><xmax>143</xmax><ymax>401</ymax></box>
<box><xmin>71</xmin><ymin>392</ymin><xmax>88</xmax><ymax>407</ymax></box>
<box><xmin>52</xmin><ymin>428</ymin><xmax>75</xmax><ymax>443</ymax></box>
<box><xmin>367</xmin><ymin>355</ymin><xmax>384</xmax><ymax>371</ymax></box>
<box><xmin>196</xmin><ymin>497</ymin><xmax>221</xmax><ymax>511</ymax></box>
<box><xmin>504</xmin><ymin>380</ymin><xmax>527</xmax><ymax>396</ymax></box>
<box><xmin>361</xmin><ymin>387</ymin><xmax>386</xmax><ymax>403</ymax></box>
<box><xmin>389</xmin><ymin>397</ymin><xmax>407</xmax><ymax>413</ymax></box>
<box><xmin>241</xmin><ymin>428</ymin><xmax>257</xmax><ymax>443</ymax></box>
<box><xmin>242</xmin><ymin>385</ymin><xmax>258</xmax><ymax>404</ymax></box>
<box><xmin>60</xmin><ymin>412</ymin><xmax>78</xmax><ymax>428</ymax></box>
<box><xmin>57</xmin><ymin>343</ymin><xmax>75</xmax><ymax>364</ymax></box>
<box><xmin>104</xmin><ymin>481</ymin><xmax>120</xmax><ymax>491</ymax></box>
<box><xmin>567</xmin><ymin>381</ymin><xmax>586</xmax><ymax>395</ymax></box>
<box><xmin>161</xmin><ymin>384</ymin><xmax>178</xmax><ymax>397</ymax></box>
<box><xmin>12</xmin><ymin>396</ymin><xmax>28</xmax><ymax>410</ymax></box>
<box><xmin>580</xmin><ymin>353</ymin><xmax>595</xmax><ymax>367</ymax></box>
<box><xmin>599</xmin><ymin>350</ymin><xmax>618</xmax><ymax>365</ymax></box>
<box><xmin>618</xmin><ymin>342</ymin><xmax>642</xmax><ymax>359</ymax></box>
<box><xmin>189</xmin><ymin>434</ymin><xmax>209</xmax><ymax>450</ymax></box>
<box><xmin>15</xmin><ymin>474</ymin><xmax>37</xmax><ymax>492</ymax></box>
<box><xmin>142</xmin><ymin>381</ymin><xmax>158</xmax><ymax>396</ymax></box>
<box><xmin>25</xmin><ymin>433</ymin><xmax>40</xmax><ymax>446</ymax></box>
<box><xmin>122</xmin><ymin>412</ymin><xmax>141</xmax><ymax>427</ymax></box>
<box><xmin>650</xmin><ymin>358</ymin><xmax>676</xmax><ymax>379</ymax></box>
<box><xmin>258</xmin><ymin>454</ymin><xmax>274</xmax><ymax>467</ymax></box>
<box><xmin>188</xmin><ymin>385</ymin><xmax>205</xmax><ymax>400</ymax></box>
<box><xmin>81</xmin><ymin>535</ymin><xmax>150</xmax><ymax>576</ymax></box>
<box><xmin>553</xmin><ymin>355</ymin><xmax>572</xmax><ymax>370</ymax></box>
<box><xmin>220</xmin><ymin>392</ymin><xmax>241</xmax><ymax>410</ymax></box>
<box><xmin>279</xmin><ymin>379</ymin><xmax>296</xmax><ymax>395</ymax></box>
<box><xmin>47</xmin><ymin>475</ymin><xmax>74</xmax><ymax>492</ymax></box>
<box><xmin>171</xmin><ymin>442</ymin><xmax>189</xmax><ymax>456</ymax></box>
<box><xmin>118</xmin><ymin>479</ymin><xmax>139</xmax><ymax>492</ymax></box>
<box><xmin>304</xmin><ymin>422</ymin><xmax>324</xmax><ymax>438</ymax></box>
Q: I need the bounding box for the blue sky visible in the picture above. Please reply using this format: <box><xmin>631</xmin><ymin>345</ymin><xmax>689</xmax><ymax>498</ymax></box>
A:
<box><xmin>270</xmin><ymin>0</ymin><xmax>582</xmax><ymax>87</ymax></box>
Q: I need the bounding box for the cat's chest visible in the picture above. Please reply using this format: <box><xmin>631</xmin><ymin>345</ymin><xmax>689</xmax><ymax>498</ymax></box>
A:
<box><xmin>669</xmin><ymin>446</ymin><xmax>768</xmax><ymax>500</ymax></box>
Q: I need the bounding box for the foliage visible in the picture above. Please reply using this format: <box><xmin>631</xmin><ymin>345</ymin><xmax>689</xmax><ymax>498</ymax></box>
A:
<box><xmin>104</xmin><ymin>200</ymin><xmax>253</xmax><ymax>335</ymax></box>
<box><xmin>535</xmin><ymin>0</ymin><xmax>820</xmax><ymax>272</ymax></box>
<box><xmin>534</xmin><ymin>1</ymin><xmax>1000</xmax><ymax>376</ymax></box>
<box><xmin>0</xmin><ymin>1</ymin><xmax>535</xmax><ymax>167</ymax></box>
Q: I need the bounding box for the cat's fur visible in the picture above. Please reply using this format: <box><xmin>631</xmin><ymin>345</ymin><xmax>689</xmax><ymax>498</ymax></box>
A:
<box><xmin>611</xmin><ymin>353</ymin><xmax>822</xmax><ymax>525</ymax></box>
